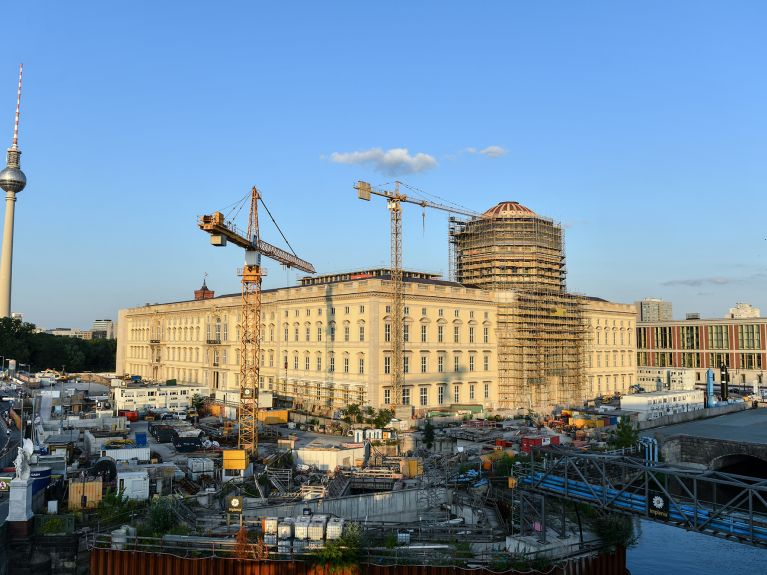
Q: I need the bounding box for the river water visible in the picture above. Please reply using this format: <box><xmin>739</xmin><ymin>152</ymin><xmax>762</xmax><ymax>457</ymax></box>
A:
<box><xmin>627</xmin><ymin>520</ymin><xmax>766</xmax><ymax>574</ymax></box>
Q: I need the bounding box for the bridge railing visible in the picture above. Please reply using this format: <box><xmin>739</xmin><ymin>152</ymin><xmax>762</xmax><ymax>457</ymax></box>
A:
<box><xmin>518</xmin><ymin>448</ymin><xmax>767</xmax><ymax>547</ymax></box>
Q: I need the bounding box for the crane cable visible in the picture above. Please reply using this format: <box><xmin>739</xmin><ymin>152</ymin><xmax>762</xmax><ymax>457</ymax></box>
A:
<box><xmin>258</xmin><ymin>196</ymin><xmax>299</xmax><ymax>258</ymax></box>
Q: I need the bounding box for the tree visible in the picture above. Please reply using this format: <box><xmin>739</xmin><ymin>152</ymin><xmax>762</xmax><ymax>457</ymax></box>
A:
<box><xmin>341</xmin><ymin>403</ymin><xmax>362</xmax><ymax>424</ymax></box>
<box><xmin>423</xmin><ymin>419</ymin><xmax>435</xmax><ymax>449</ymax></box>
<box><xmin>191</xmin><ymin>393</ymin><xmax>206</xmax><ymax>413</ymax></box>
<box><xmin>372</xmin><ymin>408</ymin><xmax>392</xmax><ymax>429</ymax></box>
<box><xmin>611</xmin><ymin>418</ymin><xmax>639</xmax><ymax>449</ymax></box>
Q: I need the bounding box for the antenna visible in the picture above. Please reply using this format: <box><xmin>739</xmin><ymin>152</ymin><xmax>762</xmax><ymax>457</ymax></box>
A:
<box><xmin>12</xmin><ymin>64</ymin><xmax>22</xmax><ymax>148</ymax></box>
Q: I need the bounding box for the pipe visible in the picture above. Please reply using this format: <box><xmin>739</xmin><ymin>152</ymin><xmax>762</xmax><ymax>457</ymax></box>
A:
<box><xmin>706</xmin><ymin>368</ymin><xmax>715</xmax><ymax>408</ymax></box>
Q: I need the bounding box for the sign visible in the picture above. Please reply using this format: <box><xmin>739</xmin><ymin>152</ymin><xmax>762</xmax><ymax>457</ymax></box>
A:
<box><xmin>647</xmin><ymin>492</ymin><xmax>670</xmax><ymax>521</ymax></box>
<box><xmin>0</xmin><ymin>477</ymin><xmax>11</xmax><ymax>492</ymax></box>
<box><xmin>227</xmin><ymin>496</ymin><xmax>243</xmax><ymax>514</ymax></box>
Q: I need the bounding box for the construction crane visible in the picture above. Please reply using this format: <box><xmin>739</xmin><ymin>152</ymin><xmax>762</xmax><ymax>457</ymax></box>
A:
<box><xmin>199</xmin><ymin>187</ymin><xmax>315</xmax><ymax>456</ymax></box>
<box><xmin>355</xmin><ymin>181</ymin><xmax>477</xmax><ymax>409</ymax></box>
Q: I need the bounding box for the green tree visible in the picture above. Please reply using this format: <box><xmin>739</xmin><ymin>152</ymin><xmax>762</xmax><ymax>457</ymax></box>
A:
<box><xmin>373</xmin><ymin>408</ymin><xmax>393</xmax><ymax>428</ymax></box>
<box><xmin>191</xmin><ymin>393</ymin><xmax>206</xmax><ymax>412</ymax></box>
<box><xmin>341</xmin><ymin>403</ymin><xmax>362</xmax><ymax>424</ymax></box>
<box><xmin>423</xmin><ymin>419</ymin><xmax>435</xmax><ymax>449</ymax></box>
<box><xmin>611</xmin><ymin>418</ymin><xmax>639</xmax><ymax>449</ymax></box>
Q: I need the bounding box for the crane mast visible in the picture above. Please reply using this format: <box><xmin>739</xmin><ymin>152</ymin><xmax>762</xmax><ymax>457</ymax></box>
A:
<box><xmin>356</xmin><ymin>181</ymin><xmax>477</xmax><ymax>409</ymax></box>
<box><xmin>200</xmin><ymin>187</ymin><xmax>314</xmax><ymax>456</ymax></box>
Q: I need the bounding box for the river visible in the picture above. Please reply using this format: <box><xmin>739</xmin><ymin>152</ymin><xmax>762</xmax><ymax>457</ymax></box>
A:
<box><xmin>627</xmin><ymin>520</ymin><xmax>766</xmax><ymax>574</ymax></box>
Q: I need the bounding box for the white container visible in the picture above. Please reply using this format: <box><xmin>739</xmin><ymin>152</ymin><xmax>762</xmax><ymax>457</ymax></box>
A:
<box><xmin>278</xmin><ymin>518</ymin><xmax>294</xmax><ymax>539</ymax></box>
<box><xmin>116</xmin><ymin>470</ymin><xmax>150</xmax><ymax>501</ymax></box>
<box><xmin>307</xmin><ymin>540</ymin><xmax>324</xmax><ymax>550</ymax></box>
<box><xmin>263</xmin><ymin>517</ymin><xmax>279</xmax><ymax>535</ymax></box>
<box><xmin>308</xmin><ymin>516</ymin><xmax>327</xmax><ymax>541</ymax></box>
<box><xmin>102</xmin><ymin>447</ymin><xmax>151</xmax><ymax>463</ymax></box>
<box><xmin>111</xmin><ymin>528</ymin><xmax>127</xmax><ymax>550</ymax></box>
<box><xmin>277</xmin><ymin>540</ymin><xmax>291</xmax><ymax>553</ymax></box>
<box><xmin>263</xmin><ymin>534</ymin><xmax>277</xmax><ymax>546</ymax></box>
<box><xmin>326</xmin><ymin>518</ymin><xmax>345</xmax><ymax>540</ymax></box>
<box><xmin>293</xmin><ymin>539</ymin><xmax>307</xmax><ymax>553</ymax></box>
<box><xmin>188</xmin><ymin>457</ymin><xmax>215</xmax><ymax>481</ymax></box>
<box><xmin>397</xmin><ymin>531</ymin><xmax>411</xmax><ymax>545</ymax></box>
<box><xmin>294</xmin><ymin>517</ymin><xmax>310</xmax><ymax>540</ymax></box>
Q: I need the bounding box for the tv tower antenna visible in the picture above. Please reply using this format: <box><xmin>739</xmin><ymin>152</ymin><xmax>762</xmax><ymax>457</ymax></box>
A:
<box><xmin>0</xmin><ymin>64</ymin><xmax>28</xmax><ymax>317</ymax></box>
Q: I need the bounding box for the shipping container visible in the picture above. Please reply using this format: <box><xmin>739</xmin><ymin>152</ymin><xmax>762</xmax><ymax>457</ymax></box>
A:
<box><xmin>68</xmin><ymin>478</ymin><xmax>103</xmax><ymax>509</ymax></box>
<box><xmin>30</xmin><ymin>466</ymin><xmax>51</xmax><ymax>495</ymax></box>
<box><xmin>101</xmin><ymin>447</ymin><xmax>151</xmax><ymax>463</ymax></box>
<box><xmin>263</xmin><ymin>517</ymin><xmax>279</xmax><ymax>535</ymax></box>
<box><xmin>326</xmin><ymin>518</ymin><xmax>345</xmax><ymax>540</ymax></box>
<box><xmin>116</xmin><ymin>470</ymin><xmax>150</xmax><ymax>501</ymax></box>
<box><xmin>277</xmin><ymin>540</ymin><xmax>292</xmax><ymax>554</ymax></box>
<box><xmin>399</xmin><ymin>457</ymin><xmax>423</xmax><ymax>478</ymax></box>
<box><xmin>134</xmin><ymin>432</ymin><xmax>147</xmax><ymax>447</ymax></box>
<box><xmin>520</xmin><ymin>435</ymin><xmax>561</xmax><ymax>454</ymax></box>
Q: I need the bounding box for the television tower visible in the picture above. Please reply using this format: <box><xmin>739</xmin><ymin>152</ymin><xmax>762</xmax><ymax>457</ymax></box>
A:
<box><xmin>0</xmin><ymin>65</ymin><xmax>27</xmax><ymax>318</ymax></box>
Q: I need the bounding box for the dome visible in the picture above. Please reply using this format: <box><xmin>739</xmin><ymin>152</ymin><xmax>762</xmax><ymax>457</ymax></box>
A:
<box><xmin>482</xmin><ymin>201</ymin><xmax>534</xmax><ymax>217</ymax></box>
<box><xmin>0</xmin><ymin>166</ymin><xmax>26</xmax><ymax>194</ymax></box>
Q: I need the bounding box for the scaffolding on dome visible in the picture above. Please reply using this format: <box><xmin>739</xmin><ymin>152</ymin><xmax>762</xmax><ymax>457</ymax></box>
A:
<box><xmin>449</xmin><ymin>206</ymin><xmax>588</xmax><ymax>412</ymax></box>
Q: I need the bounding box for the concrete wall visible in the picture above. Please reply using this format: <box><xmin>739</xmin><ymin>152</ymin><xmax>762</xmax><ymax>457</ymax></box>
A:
<box><xmin>659</xmin><ymin>434</ymin><xmax>767</xmax><ymax>469</ymax></box>
<box><xmin>638</xmin><ymin>402</ymin><xmax>746</xmax><ymax>430</ymax></box>
<box><xmin>244</xmin><ymin>487</ymin><xmax>448</xmax><ymax>522</ymax></box>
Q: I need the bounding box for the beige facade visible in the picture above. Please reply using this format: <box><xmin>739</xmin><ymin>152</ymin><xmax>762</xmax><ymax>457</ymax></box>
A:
<box><xmin>582</xmin><ymin>298</ymin><xmax>637</xmax><ymax>398</ymax></box>
<box><xmin>117</xmin><ymin>271</ymin><xmax>498</xmax><ymax>416</ymax></box>
<box><xmin>117</xmin><ymin>271</ymin><xmax>635</xmax><ymax>415</ymax></box>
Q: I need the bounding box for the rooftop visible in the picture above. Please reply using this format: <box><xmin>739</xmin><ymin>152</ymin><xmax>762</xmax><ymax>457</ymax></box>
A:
<box><xmin>482</xmin><ymin>201</ymin><xmax>536</xmax><ymax>217</ymax></box>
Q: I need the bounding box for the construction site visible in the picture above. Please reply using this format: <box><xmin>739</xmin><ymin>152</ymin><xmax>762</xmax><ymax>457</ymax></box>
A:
<box><xmin>450</xmin><ymin>200</ymin><xmax>589</xmax><ymax>412</ymax></box>
<box><xmin>1</xmin><ymin>182</ymin><xmax>637</xmax><ymax>575</ymax></box>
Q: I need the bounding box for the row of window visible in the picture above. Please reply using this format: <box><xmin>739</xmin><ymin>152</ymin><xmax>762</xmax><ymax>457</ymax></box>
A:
<box><xmin>637</xmin><ymin>325</ymin><xmax>763</xmax><ymax>351</ymax></box>
<box><xmin>588</xmin><ymin>351</ymin><xmax>633</xmax><ymax>369</ymax></box>
<box><xmin>640</xmin><ymin>351</ymin><xmax>764</xmax><ymax>370</ymax></box>
<box><xmin>382</xmin><ymin>382</ymin><xmax>491</xmax><ymax>406</ymax></box>
<box><xmin>274</xmin><ymin>306</ymin><xmax>490</xmax><ymax>320</ymax></box>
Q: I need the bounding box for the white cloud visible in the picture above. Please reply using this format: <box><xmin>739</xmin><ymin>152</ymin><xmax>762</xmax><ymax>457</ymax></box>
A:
<box><xmin>328</xmin><ymin>147</ymin><xmax>438</xmax><ymax>175</ymax></box>
<box><xmin>459</xmin><ymin>145</ymin><xmax>507</xmax><ymax>158</ymax></box>
<box><xmin>478</xmin><ymin>145</ymin><xmax>506</xmax><ymax>158</ymax></box>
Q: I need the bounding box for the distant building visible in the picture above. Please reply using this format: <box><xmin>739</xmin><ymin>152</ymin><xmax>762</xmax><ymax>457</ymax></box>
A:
<box><xmin>47</xmin><ymin>328</ymin><xmax>92</xmax><ymax>340</ymax></box>
<box><xmin>637</xmin><ymin>367</ymin><xmax>696</xmax><ymax>391</ymax></box>
<box><xmin>620</xmin><ymin>389</ymin><xmax>704</xmax><ymax>422</ymax></box>
<box><xmin>728</xmin><ymin>303</ymin><xmax>760</xmax><ymax>319</ymax></box>
<box><xmin>111</xmin><ymin>380</ymin><xmax>208</xmax><ymax>414</ymax></box>
<box><xmin>11</xmin><ymin>312</ymin><xmax>22</xmax><ymax>321</ymax></box>
<box><xmin>635</xmin><ymin>298</ymin><xmax>672</xmax><ymax>322</ymax></box>
<box><xmin>637</xmin><ymin>316</ymin><xmax>767</xmax><ymax>386</ymax></box>
<box><xmin>91</xmin><ymin>319</ymin><xmax>115</xmax><ymax>339</ymax></box>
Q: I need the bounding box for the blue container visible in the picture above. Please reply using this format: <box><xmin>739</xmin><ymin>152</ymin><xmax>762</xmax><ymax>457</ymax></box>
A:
<box><xmin>30</xmin><ymin>466</ymin><xmax>51</xmax><ymax>494</ymax></box>
<box><xmin>135</xmin><ymin>432</ymin><xmax>147</xmax><ymax>447</ymax></box>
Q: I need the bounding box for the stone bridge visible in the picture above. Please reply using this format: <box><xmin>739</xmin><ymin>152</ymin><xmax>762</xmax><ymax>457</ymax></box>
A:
<box><xmin>649</xmin><ymin>407</ymin><xmax>767</xmax><ymax>477</ymax></box>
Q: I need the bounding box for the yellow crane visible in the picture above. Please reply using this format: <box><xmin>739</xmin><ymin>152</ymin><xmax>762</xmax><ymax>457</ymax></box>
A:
<box><xmin>199</xmin><ymin>187</ymin><xmax>315</xmax><ymax>456</ymax></box>
<box><xmin>355</xmin><ymin>181</ymin><xmax>477</xmax><ymax>409</ymax></box>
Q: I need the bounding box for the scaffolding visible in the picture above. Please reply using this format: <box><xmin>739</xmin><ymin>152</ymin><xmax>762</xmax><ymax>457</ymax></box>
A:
<box><xmin>450</xmin><ymin>204</ymin><xmax>587</xmax><ymax>412</ymax></box>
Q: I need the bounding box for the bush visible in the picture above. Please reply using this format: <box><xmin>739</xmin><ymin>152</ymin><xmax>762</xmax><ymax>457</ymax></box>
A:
<box><xmin>311</xmin><ymin>523</ymin><xmax>363</xmax><ymax>571</ymax></box>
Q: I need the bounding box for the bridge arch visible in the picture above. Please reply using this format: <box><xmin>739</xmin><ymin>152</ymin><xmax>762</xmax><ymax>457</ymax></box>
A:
<box><xmin>710</xmin><ymin>453</ymin><xmax>767</xmax><ymax>479</ymax></box>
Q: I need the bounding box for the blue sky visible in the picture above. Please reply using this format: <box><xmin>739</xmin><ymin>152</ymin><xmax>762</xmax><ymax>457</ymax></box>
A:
<box><xmin>3</xmin><ymin>1</ymin><xmax>766</xmax><ymax>328</ymax></box>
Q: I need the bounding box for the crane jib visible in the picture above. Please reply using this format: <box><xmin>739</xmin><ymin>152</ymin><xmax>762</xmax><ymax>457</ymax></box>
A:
<box><xmin>256</xmin><ymin>239</ymin><xmax>315</xmax><ymax>274</ymax></box>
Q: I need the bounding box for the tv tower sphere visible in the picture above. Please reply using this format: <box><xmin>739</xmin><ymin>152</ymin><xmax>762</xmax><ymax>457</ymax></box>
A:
<box><xmin>0</xmin><ymin>152</ymin><xmax>26</xmax><ymax>194</ymax></box>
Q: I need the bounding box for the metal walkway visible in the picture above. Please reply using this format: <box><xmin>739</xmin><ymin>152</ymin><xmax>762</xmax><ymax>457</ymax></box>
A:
<box><xmin>518</xmin><ymin>449</ymin><xmax>767</xmax><ymax>547</ymax></box>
